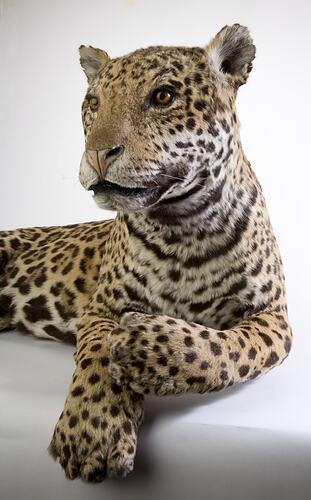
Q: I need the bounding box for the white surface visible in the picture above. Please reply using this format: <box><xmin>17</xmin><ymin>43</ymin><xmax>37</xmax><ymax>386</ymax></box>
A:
<box><xmin>0</xmin><ymin>0</ymin><xmax>311</xmax><ymax>498</ymax></box>
<box><xmin>0</xmin><ymin>331</ymin><xmax>310</xmax><ymax>500</ymax></box>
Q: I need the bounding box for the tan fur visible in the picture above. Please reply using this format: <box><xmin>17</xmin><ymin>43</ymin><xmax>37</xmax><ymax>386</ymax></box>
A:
<box><xmin>0</xmin><ymin>25</ymin><xmax>291</xmax><ymax>481</ymax></box>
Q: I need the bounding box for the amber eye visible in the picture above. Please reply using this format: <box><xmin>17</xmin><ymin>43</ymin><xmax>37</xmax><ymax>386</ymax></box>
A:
<box><xmin>89</xmin><ymin>96</ymin><xmax>99</xmax><ymax>111</ymax></box>
<box><xmin>152</xmin><ymin>88</ymin><xmax>175</xmax><ymax>107</ymax></box>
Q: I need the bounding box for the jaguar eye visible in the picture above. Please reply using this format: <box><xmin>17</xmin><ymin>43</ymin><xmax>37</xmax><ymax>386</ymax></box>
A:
<box><xmin>89</xmin><ymin>96</ymin><xmax>99</xmax><ymax>111</ymax></box>
<box><xmin>151</xmin><ymin>88</ymin><xmax>175</xmax><ymax>107</ymax></box>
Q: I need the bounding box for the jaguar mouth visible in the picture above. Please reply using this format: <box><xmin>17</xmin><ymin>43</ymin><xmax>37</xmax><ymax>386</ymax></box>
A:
<box><xmin>90</xmin><ymin>180</ymin><xmax>157</xmax><ymax>197</ymax></box>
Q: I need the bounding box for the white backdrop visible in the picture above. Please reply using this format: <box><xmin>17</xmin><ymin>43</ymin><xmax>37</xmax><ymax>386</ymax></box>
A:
<box><xmin>0</xmin><ymin>1</ymin><xmax>311</xmax><ymax>499</ymax></box>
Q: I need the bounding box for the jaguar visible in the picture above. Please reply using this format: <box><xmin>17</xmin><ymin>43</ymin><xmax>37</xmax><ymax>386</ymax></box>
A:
<box><xmin>0</xmin><ymin>24</ymin><xmax>292</xmax><ymax>482</ymax></box>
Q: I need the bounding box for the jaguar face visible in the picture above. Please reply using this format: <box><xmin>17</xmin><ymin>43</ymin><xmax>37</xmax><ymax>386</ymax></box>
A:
<box><xmin>78</xmin><ymin>25</ymin><xmax>255</xmax><ymax>215</ymax></box>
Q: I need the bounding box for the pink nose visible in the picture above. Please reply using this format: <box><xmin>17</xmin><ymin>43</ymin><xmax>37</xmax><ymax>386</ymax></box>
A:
<box><xmin>86</xmin><ymin>146</ymin><xmax>124</xmax><ymax>179</ymax></box>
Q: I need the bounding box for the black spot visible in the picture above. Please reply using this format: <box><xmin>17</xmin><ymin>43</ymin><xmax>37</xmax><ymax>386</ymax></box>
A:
<box><xmin>220</xmin><ymin>118</ymin><xmax>230</xmax><ymax>133</ymax></box>
<box><xmin>74</xmin><ymin>277</ymin><xmax>86</xmax><ymax>293</ymax></box>
<box><xmin>158</xmin><ymin>355</ymin><xmax>168</xmax><ymax>366</ymax></box>
<box><xmin>261</xmin><ymin>280</ymin><xmax>273</xmax><ymax>294</ymax></box>
<box><xmin>258</xmin><ymin>332</ymin><xmax>273</xmax><ymax>347</ymax></box>
<box><xmin>186</xmin><ymin>118</ymin><xmax>196</xmax><ymax>130</ymax></box>
<box><xmin>71</xmin><ymin>386</ymin><xmax>85</xmax><ymax>397</ymax></box>
<box><xmin>220</xmin><ymin>370</ymin><xmax>229</xmax><ymax>382</ymax></box>
<box><xmin>23</xmin><ymin>295</ymin><xmax>52</xmax><ymax>322</ymax></box>
<box><xmin>167</xmin><ymin>319</ymin><xmax>177</xmax><ymax>325</ymax></box>
<box><xmin>62</xmin><ymin>262</ymin><xmax>73</xmax><ymax>275</ymax></box>
<box><xmin>248</xmin><ymin>347</ymin><xmax>257</xmax><ymax>360</ymax></box>
<box><xmin>55</xmin><ymin>301</ymin><xmax>76</xmax><ymax>321</ymax></box>
<box><xmin>185</xmin><ymin>352</ymin><xmax>197</xmax><ymax>363</ymax></box>
<box><xmin>82</xmin><ymin>409</ymin><xmax>89</xmax><ymax>420</ymax></box>
<box><xmin>194</xmin><ymin>72</ymin><xmax>202</xmax><ymax>84</ymax></box>
<box><xmin>210</xmin><ymin>341</ymin><xmax>222</xmax><ymax>356</ymax></box>
<box><xmin>207</xmin><ymin>141</ymin><xmax>215</xmax><ymax>152</ymax></box>
<box><xmin>88</xmin><ymin>373</ymin><xmax>100</xmax><ymax>385</ymax></box>
<box><xmin>90</xmin><ymin>343</ymin><xmax>101</xmax><ymax>352</ymax></box>
<box><xmin>251</xmin><ymin>259</ymin><xmax>263</xmax><ymax>276</ymax></box>
<box><xmin>63</xmin><ymin>444</ymin><xmax>70</xmax><ymax>459</ymax></box>
<box><xmin>284</xmin><ymin>335</ymin><xmax>292</xmax><ymax>353</ymax></box>
<box><xmin>168</xmin><ymin>269</ymin><xmax>181</xmax><ymax>281</ymax></box>
<box><xmin>92</xmin><ymin>390</ymin><xmax>105</xmax><ymax>403</ymax></box>
<box><xmin>110</xmin><ymin>405</ymin><xmax>120</xmax><ymax>417</ymax></box>
<box><xmin>91</xmin><ymin>417</ymin><xmax>100</xmax><ymax>428</ymax></box>
<box><xmin>169</xmin><ymin>366</ymin><xmax>179</xmax><ymax>376</ymax></box>
<box><xmin>113</xmin><ymin>429</ymin><xmax>121</xmax><ymax>444</ymax></box>
<box><xmin>264</xmin><ymin>351</ymin><xmax>279</xmax><ymax>368</ymax></box>
<box><xmin>69</xmin><ymin>416</ymin><xmax>78</xmax><ymax>428</ymax></box>
<box><xmin>253</xmin><ymin>317</ymin><xmax>269</xmax><ymax>328</ymax></box>
<box><xmin>100</xmin><ymin>356</ymin><xmax>109</xmax><ymax>366</ymax></box>
<box><xmin>152</xmin><ymin>324</ymin><xmax>162</xmax><ymax>332</ymax></box>
<box><xmin>186</xmin><ymin>376</ymin><xmax>206</xmax><ymax>385</ymax></box>
<box><xmin>84</xmin><ymin>247</ymin><xmax>95</xmax><ymax>258</ymax></box>
<box><xmin>0</xmin><ymin>294</ymin><xmax>14</xmax><ymax>317</ymax></box>
<box><xmin>194</xmin><ymin>100</ymin><xmax>205</xmax><ymax>111</ymax></box>
<box><xmin>217</xmin><ymin>331</ymin><xmax>227</xmax><ymax>340</ymax></box>
<box><xmin>184</xmin><ymin>336</ymin><xmax>194</xmax><ymax>347</ymax></box>
<box><xmin>239</xmin><ymin>365</ymin><xmax>250</xmax><ymax>377</ymax></box>
<box><xmin>81</xmin><ymin>358</ymin><xmax>92</xmax><ymax>369</ymax></box>
<box><xmin>79</xmin><ymin>259</ymin><xmax>87</xmax><ymax>274</ymax></box>
<box><xmin>112</xmin><ymin>288</ymin><xmax>123</xmax><ymax>300</ymax></box>
<box><xmin>111</xmin><ymin>382</ymin><xmax>122</xmax><ymax>395</ymax></box>
<box><xmin>34</xmin><ymin>272</ymin><xmax>47</xmax><ymax>287</ymax></box>
<box><xmin>122</xmin><ymin>420</ymin><xmax>132</xmax><ymax>435</ymax></box>
<box><xmin>213</xmin><ymin>166</ymin><xmax>221</xmax><ymax>178</ymax></box>
<box><xmin>238</xmin><ymin>337</ymin><xmax>246</xmax><ymax>348</ymax></box>
<box><xmin>229</xmin><ymin>351</ymin><xmax>240</xmax><ymax>362</ymax></box>
<box><xmin>186</xmin><ymin>377</ymin><xmax>197</xmax><ymax>385</ymax></box>
<box><xmin>44</xmin><ymin>325</ymin><xmax>76</xmax><ymax>344</ymax></box>
<box><xmin>156</xmin><ymin>335</ymin><xmax>169</xmax><ymax>343</ymax></box>
<box><xmin>249</xmin><ymin>370</ymin><xmax>261</xmax><ymax>380</ymax></box>
<box><xmin>227</xmin><ymin>278</ymin><xmax>247</xmax><ymax>295</ymax></box>
<box><xmin>196</xmin><ymin>376</ymin><xmax>206</xmax><ymax>384</ymax></box>
<box><xmin>200</xmin><ymin>330</ymin><xmax>210</xmax><ymax>340</ymax></box>
<box><xmin>208</xmin><ymin>122</ymin><xmax>219</xmax><ymax>137</ymax></box>
<box><xmin>10</xmin><ymin>238</ymin><xmax>21</xmax><ymax>250</ymax></box>
<box><xmin>124</xmin><ymin>283</ymin><xmax>146</xmax><ymax>304</ymax></box>
<box><xmin>101</xmin><ymin>420</ymin><xmax>108</xmax><ymax>430</ymax></box>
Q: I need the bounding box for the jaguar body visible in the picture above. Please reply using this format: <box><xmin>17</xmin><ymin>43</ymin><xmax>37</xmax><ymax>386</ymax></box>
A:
<box><xmin>0</xmin><ymin>24</ymin><xmax>292</xmax><ymax>482</ymax></box>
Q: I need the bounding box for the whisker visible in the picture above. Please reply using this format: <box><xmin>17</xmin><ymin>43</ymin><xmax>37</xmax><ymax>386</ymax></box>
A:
<box><xmin>158</xmin><ymin>173</ymin><xmax>209</xmax><ymax>189</ymax></box>
<box><xmin>158</xmin><ymin>173</ymin><xmax>185</xmax><ymax>182</ymax></box>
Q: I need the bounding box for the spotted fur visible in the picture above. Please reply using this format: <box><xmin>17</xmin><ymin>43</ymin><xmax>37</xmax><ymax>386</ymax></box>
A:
<box><xmin>0</xmin><ymin>24</ymin><xmax>292</xmax><ymax>482</ymax></box>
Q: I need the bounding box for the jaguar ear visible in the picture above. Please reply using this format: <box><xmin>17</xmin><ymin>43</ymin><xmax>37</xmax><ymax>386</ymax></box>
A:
<box><xmin>79</xmin><ymin>45</ymin><xmax>110</xmax><ymax>83</ymax></box>
<box><xmin>206</xmin><ymin>24</ymin><xmax>256</xmax><ymax>87</ymax></box>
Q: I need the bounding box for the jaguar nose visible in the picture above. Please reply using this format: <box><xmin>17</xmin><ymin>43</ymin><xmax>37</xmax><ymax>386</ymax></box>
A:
<box><xmin>86</xmin><ymin>145</ymin><xmax>125</xmax><ymax>179</ymax></box>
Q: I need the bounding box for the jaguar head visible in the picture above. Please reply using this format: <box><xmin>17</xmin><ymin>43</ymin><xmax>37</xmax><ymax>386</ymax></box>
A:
<box><xmin>79</xmin><ymin>24</ymin><xmax>255</xmax><ymax>215</ymax></box>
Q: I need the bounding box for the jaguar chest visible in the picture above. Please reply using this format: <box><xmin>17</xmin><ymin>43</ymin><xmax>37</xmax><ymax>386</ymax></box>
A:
<box><xmin>121</xmin><ymin>252</ymin><xmax>248</xmax><ymax>330</ymax></box>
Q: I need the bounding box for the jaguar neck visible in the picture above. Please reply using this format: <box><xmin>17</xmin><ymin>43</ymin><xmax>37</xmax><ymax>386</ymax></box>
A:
<box><xmin>123</xmin><ymin>147</ymin><xmax>259</xmax><ymax>248</ymax></box>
